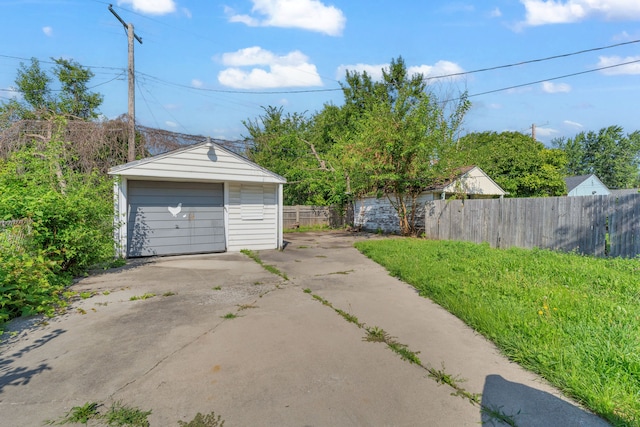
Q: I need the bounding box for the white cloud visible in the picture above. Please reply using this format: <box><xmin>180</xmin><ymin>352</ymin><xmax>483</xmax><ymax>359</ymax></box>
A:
<box><xmin>597</xmin><ymin>55</ymin><xmax>640</xmax><ymax>75</ymax></box>
<box><xmin>564</xmin><ymin>120</ymin><xmax>583</xmax><ymax>128</ymax></box>
<box><xmin>42</xmin><ymin>26</ymin><xmax>53</xmax><ymax>37</ymax></box>
<box><xmin>191</xmin><ymin>79</ymin><xmax>204</xmax><ymax>88</ymax></box>
<box><xmin>518</xmin><ymin>0</ymin><xmax>640</xmax><ymax>27</ymax></box>
<box><xmin>181</xmin><ymin>7</ymin><xmax>192</xmax><ymax>18</ymax></box>
<box><xmin>490</xmin><ymin>7</ymin><xmax>502</xmax><ymax>17</ymax></box>
<box><xmin>409</xmin><ymin>61</ymin><xmax>465</xmax><ymax>80</ymax></box>
<box><xmin>165</xmin><ymin>121</ymin><xmax>178</xmax><ymax>128</ymax></box>
<box><xmin>535</xmin><ymin>127</ymin><xmax>559</xmax><ymax>137</ymax></box>
<box><xmin>541</xmin><ymin>81</ymin><xmax>571</xmax><ymax>93</ymax></box>
<box><xmin>218</xmin><ymin>46</ymin><xmax>322</xmax><ymax>89</ymax></box>
<box><xmin>226</xmin><ymin>0</ymin><xmax>346</xmax><ymax>36</ymax></box>
<box><xmin>117</xmin><ymin>0</ymin><xmax>176</xmax><ymax>15</ymax></box>
<box><xmin>336</xmin><ymin>60</ymin><xmax>465</xmax><ymax>82</ymax></box>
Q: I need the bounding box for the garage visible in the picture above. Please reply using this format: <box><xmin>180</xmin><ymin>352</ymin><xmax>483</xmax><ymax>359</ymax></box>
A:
<box><xmin>109</xmin><ymin>141</ymin><xmax>286</xmax><ymax>258</ymax></box>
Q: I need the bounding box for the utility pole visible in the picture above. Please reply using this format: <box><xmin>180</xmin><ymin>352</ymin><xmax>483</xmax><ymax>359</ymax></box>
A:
<box><xmin>531</xmin><ymin>123</ymin><xmax>536</xmax><ymax>141</ymax></box>
<box><xmin>109</xmin><ymin>4</ymin><xmax>142</xmax><ymax>162</ymax></box>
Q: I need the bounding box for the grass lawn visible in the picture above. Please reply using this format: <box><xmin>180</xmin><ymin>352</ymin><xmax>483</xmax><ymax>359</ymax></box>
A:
<box><xmin>354</xmin><ymin>238</ymin><xmax>640</xmax><ymax>427</ymax></box>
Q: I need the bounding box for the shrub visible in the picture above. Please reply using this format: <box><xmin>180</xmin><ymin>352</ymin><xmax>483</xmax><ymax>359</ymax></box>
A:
<box><xmin>0</xmin><ymin>120</ymin><xmax>117</xmax><ymax>328</ymax></box>
<box><xmin>0</xmin><ymin>248</ymin><xmax>67</xmax><ymax>324</ymax></box>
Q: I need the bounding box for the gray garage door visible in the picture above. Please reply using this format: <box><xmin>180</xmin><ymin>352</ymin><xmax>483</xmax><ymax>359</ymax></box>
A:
<box><xmin>127</xmin><ymin>181</ymin><xmax>225</xmax><ymax>257</ymax></box>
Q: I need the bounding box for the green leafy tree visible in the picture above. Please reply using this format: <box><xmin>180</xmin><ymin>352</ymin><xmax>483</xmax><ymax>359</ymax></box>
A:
<box><xmin>552</xmin><ymin>126</ymin><xmax>640</xmax><ymax>189</ymax></box>
<box><xmin>243</xmin><ymin>106</ymin><xmax>345</xmax><ymax>205</ymax></box>
<box><xmin>339</xmin><ymin>57</ymin><xmax>470</xmax><ymax>235</ymax></box>
<box><xmin>0</xmin><ymin>57</ymin><xmax>102</xmax><ymax>124</ymax></box>
<box><xmin>52</xmin><ymin>58</ymin><xmax>103</xmax><ymax>119</ymax></box>
<box><xmin>458</xmin><ymin>131</ymin><xmax>567</xmax><ymax>197</ymax></box>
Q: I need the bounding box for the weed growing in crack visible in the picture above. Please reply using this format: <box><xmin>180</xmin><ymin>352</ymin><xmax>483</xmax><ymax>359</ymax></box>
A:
<box><xmin>334</xmin><ymin>308</ymin><xmax>361</xmax><ymax>326</ymax></box>
<box><xmin>387</xmin><ymin>342</ymin><xmax>422</xmax><ymax>365</ymax></box>
<box><xmin>241</xmin><ymin>249</ymin><xmax>288</xmax><ymax>280</ymax></box>
<box><xmin>330</xmin><ymin>270</ymin><xmax>354</xmax><ymax>275</ymax></box>
<box><xmin>45</xmin><ymin>401</ymin><xmax>152</xmax><ymax>426</ymax></box>
<box><xmin>221</xmin><ymin>313</ymin><xmax>239</xmax><ymax>319</ymax></box>
<box><xmin>364</xmin><ymin>326</ymin><xmax>391</xmax><ymax>343</ymax></box>
<box><xmin>427</xmin><ymin>363</ymin><xmax>480</xmax><ymax>405</ymax></box>
<box><xmin>237</xmin><ymin>303</ymin><xmax>258</xmax><ymax>311</ymax></box>
<box><xmin>307</xmin><ymin>291</ymin><xmax>486</xmax><ymax>409</ymax></box>
<box><xmin>130</xmin><ymin>293</ymin><xmax>155</xmax><ymax>301</ymax></box>
<box><xmin>45</xmin><ymin>401</ymin><xmax>100</xmax><ymax>424</ymax></box>
<box><xmin>178</xmin><ymin>411</ymin><xmax>225</xmax><ymax>427</ymax></box>
<box><xmin>312</xmin><ymin>294</ymin><xmax>331</xmax><ymax>306</ymax></box>
<box><xmin>102</xmin><ymin>401</ymin><xmax>151</xmax><ymax>426</ymax></box>
<box><xmin>481</xmin><ymin>405</ymin><xmax>520</xmax><ymax>427</ymax></box>
<box><xmin>163</xmin><ymin>291</ymin><xmax>176</xmax><ymax>297</ymax></box>
<box><xmin>303</xmin><ymin>288</ymin><xmax>312</xmax><ymax>293</ymax></box>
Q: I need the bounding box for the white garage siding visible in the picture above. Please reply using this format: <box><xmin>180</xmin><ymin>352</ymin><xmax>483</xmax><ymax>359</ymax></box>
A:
<box><xmin>227</xmin><ymin>183</ymin><xmax>280</xmax><ymax>251</ymax></box>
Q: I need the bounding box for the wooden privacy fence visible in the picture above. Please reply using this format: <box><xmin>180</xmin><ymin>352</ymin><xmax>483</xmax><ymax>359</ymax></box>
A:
<box><xmin>283</xmin><ymin>206</ymin><xmax>345</xmax><ymax>229</ymax></box>
<box><xmin>424</xmin><ymin>194</ymin><xmax>640</xmax><ymax>258</ymax></box>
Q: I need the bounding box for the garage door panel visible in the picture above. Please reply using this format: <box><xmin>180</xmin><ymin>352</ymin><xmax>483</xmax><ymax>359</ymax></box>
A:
<box><xmin>134</xmin><ymin>243</ymin><xmax>221</xmax><ymax>257</ymax></box>
<box><xmin>140</xmin><ymin>233</ymin><xmax>225</xmax><ymax>245</ymax></box>
<box><xmin>128</xmin><ymin>195</ymin><xmax>223</xmax><ymax>206</ymax></box>
<box><xmin>127</xmin><ymin>181</ymin><xmax>225</xmax><ymax>257</ymax></box>
<box><xmin>130</xmin><ymin>221</ymin><xmax>224</xmax><ymax>232</ymax></box>
<box><xmin>130</xmin><ymin>206</ymin><xmax>223</xmax><ymax>221</ymax></box>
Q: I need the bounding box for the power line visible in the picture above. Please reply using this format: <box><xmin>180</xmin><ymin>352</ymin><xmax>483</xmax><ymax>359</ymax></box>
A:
<box><xmin>425</xmin><ymin>38</ymin><xmax>640</xmax><ymax>81</ymax></box>
<box><xmin>1</xmin><ymin>39</ymin><xmax>639</xmax><ymax>112</ymax></box>
<box><xmin>3</xmin><ymin>34</ymin><xmax>639</xmax><ymax>96</ymax></box>
<box><xmin>467</xmin><ymin>57</ymin><xmax>640</xmax><ymax>99</ymax></box>
<box><xmin>0</xmin><ymin>54</ymin><xmax>124</xmax><ymax>72</ymax></box>
<box><xmin>136</xmin><ymin>77</ymin><xmax>191</xmax><ymax>134</ymax></box>
<box><xmin>135</xmin><ymin>72</ymin><xmax>341</xmax><ymax>94</ymax></box>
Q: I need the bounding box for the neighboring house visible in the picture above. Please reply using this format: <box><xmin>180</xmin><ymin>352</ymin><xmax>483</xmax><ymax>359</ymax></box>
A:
<box><xmin>355</xmin><ymin>166</ymin><xmax>506</xmax><ymax>233</ymax></box>
<box><xmin>109</xmin><ymin>141</ymin><xmax>286</xmax><ymax>258</ymax></box>
<box><xmin>564</xmin><ymin>174</ymin><xmax>610</xmax><ymax>197</ymax></box>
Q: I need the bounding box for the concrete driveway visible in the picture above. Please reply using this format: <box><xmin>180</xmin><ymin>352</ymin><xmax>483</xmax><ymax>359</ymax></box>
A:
<box><xmin>0</xmin><ymin>231</ymin><xmax>609</xmax><ymax>426</ymax></box>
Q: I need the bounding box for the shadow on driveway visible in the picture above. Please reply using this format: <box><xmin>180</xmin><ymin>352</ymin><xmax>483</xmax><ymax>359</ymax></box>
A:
<box><xmin>481</xmin><ymin>374</ymin><xmax>609</xmax><ymax>426</ymax></box>
<box><xmin>0</xmin><ymin>328</ymin><xmax>64</xmax><ymax>394</ymax></box>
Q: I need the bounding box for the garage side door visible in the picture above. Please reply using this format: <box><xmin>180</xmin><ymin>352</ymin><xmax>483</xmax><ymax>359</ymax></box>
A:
<box><xmin>127</xmin><ymin>181</ymin><xmax>225</xmax><ymax>257</ymax></box>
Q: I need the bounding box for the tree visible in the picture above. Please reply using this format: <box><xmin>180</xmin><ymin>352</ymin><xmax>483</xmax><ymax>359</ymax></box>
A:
<box><xmin>52</xmin><ymin>58</ymin><xmax>103</xmax><ymax>120</ymax></box>
<box><xmin>243</xmin><ymin>106</ymin><xmax>344</xmax><ymax>205</ymax></box>
<box><xmin>339</xmin><ymin>57</ymin><xmax>470</xmax><ymax>235</ymax></box>
<box><xmin>552</xmin><ymin>126</ymin><xmax>640</xmax><ymax>189</ymax></box>
<box><xmin>0</xmin><ymin>57</ymin><xmax>103</xmax><ymax>124</ymax></box>
<box><xmin>457</xmin><ymin>131</ymin><xmax>567</xmax><ymax>197</ymax></box>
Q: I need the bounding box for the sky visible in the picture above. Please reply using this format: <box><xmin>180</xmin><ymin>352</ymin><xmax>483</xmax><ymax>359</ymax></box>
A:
<box><xmin>1</xmin><ymin>0</ymin><xmax>640</xmax><ymax>145</ymax></box>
